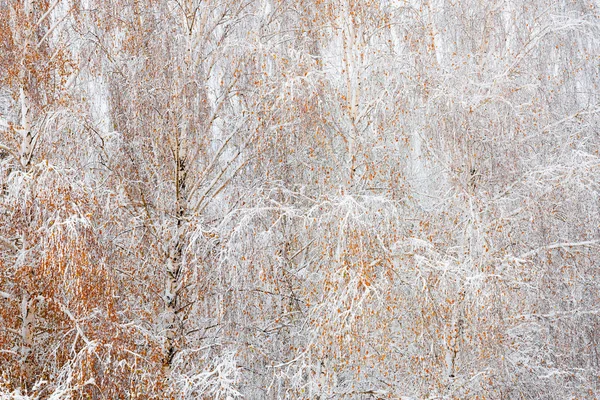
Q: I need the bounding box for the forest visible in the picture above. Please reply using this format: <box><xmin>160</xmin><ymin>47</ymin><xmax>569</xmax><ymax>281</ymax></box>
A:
<box><xmin>1</xmin><ymin>0</ymin><xmax>599</xmax><ymax>398</ymax></box>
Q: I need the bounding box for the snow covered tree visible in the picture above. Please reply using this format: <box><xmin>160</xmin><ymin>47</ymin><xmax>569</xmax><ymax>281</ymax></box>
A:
<box><xmin>1</xmin><ymin>0</ymin><xmax>599</xmax><ymax>398</ymax></box>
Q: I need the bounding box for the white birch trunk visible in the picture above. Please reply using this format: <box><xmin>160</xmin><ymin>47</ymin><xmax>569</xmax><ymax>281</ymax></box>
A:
<box><xmin>19</xmin><ymin>290</ymin><xmax>36</xmax><ymax>385</ymax></box>
<box><xmin>163</xmin><ymin>137</ymin><xmax>188</xmax><ymax>372</ymax></box>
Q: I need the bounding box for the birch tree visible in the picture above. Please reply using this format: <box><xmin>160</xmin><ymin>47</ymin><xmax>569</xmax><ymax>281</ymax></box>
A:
<box><xmin>0</xmin><ymin>0</ymin><xmax>80</xmax><ymax>389</ymax></box>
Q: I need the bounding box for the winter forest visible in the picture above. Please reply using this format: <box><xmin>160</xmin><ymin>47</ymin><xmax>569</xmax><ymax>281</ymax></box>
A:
<box><xmin>1</xmin><ymin>0</ymin><xmax>600</xmax><ymax>398</ymax></box>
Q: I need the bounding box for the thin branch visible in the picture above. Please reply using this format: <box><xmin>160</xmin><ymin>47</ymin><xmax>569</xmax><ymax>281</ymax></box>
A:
<box><xmin>0</xmin><ymin>290</ymin><xmax>14</xmax><ymax>300</ymax></box>
<box><xmin>35</xmin><ymin>0</ymin><xmax>62</xmax><ymax>28</ymax></box>
<box><xmin>519</xmin><ymin>240</ymin><xmax>599</xmax><ymax>259</ymax></box>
